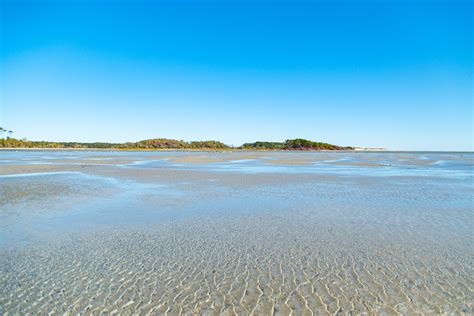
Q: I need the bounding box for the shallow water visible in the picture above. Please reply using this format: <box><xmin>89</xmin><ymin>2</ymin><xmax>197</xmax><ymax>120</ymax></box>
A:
<box><xmin>0</xmin><ymin>150</ymin><xmax>473</xmax><ymax>314</ymax></box>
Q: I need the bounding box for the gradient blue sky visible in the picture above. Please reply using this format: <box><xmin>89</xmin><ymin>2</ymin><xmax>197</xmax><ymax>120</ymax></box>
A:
<box><xmin>1</xmin><ymin>0</ymin><xmax>472</xmax><ymax>150</ymax></box>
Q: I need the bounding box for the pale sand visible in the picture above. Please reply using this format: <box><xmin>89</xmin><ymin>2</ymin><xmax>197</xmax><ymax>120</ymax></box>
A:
<box><xmin>0</xmin><ymin>163</ymin><xmax>85</xmax><ymax>175</ymax></box>
<box><xmin>327</xmin><ymin>161</ymin><xmax>385</xmax><ymax>167</ymax></box>
<box><xmin>169</xmin><ymin>152</ymin><xmax>272</xmax><ymax>164</ymax></box>
<box><xmin>42</xmin><ymin>158</ymin><xmax>136</xmax><ymax>165</ymax></box>
<box><xmin>1</xmin><ymin>213</ymin><xmax>472</xmax><ymax>314</ymax></box>
<box><xmin>262</xmin><ymin>155</ymin><xmax>332</xmax><ymax>165</ymax></box>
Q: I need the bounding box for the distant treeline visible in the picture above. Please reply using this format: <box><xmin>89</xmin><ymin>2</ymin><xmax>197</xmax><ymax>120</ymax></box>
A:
<box><xmin>126</xmin><ymin>139</ymin><xmax>229</xmax><ymax>149</ymax></box>
<box><xmin>0</xmin><ymin>137</ymin><xmax>353</xmax><ymax>150</ymax></box>
<box><xmin>0</xmin><ymin>138</ymin><xmax>229</xmax><ymax>150</ymax></box>
<box><xmin>241</xmin><ymin>139</ymin><xmax>352</xmax><ymax>150</ymax></box>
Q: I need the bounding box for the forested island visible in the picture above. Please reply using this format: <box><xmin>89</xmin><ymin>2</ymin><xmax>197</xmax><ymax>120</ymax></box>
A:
<box><xmin>0</xmin><ymin>137</ymin><xmax>353</xmax><ymax>150</ymax></box>
<box><xmin>0</xmin><ymin>128</ymin><xmax>353</xmax><ymax>150</ymax></box>
<box><xmin>241</xmin><ymin>139</ymin><xmax>350</xmax><ymax>150</ymax></box>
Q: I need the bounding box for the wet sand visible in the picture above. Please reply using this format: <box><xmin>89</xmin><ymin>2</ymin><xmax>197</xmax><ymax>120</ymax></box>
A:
<box><xmin>2</xmin><ymin>214</ymin><xmax>472</xmax><ymax>314</ymax></box>
<box><xmin>0</xmin><ymin>150</ymin><xmax>473</xmax><ymax>314</ymax></box>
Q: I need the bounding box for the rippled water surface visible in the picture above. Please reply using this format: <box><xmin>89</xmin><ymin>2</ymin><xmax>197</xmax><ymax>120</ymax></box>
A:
<box><xmin>0</xmin><ymin>150</ymin><xmax>473</xmax><ymax>314</ymax></box>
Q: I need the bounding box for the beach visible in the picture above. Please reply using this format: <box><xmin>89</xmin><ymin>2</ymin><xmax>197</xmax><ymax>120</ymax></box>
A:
<box><xmin>0</xmin><ymin>150</ymin><xmax>472</xmax><ymax>314</ymax></box>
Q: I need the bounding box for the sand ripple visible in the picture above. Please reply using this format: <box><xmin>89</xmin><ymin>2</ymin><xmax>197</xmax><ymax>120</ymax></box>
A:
<box><xmin>1</xmin><ymin>214</ymin><xmax>472</xmax><ymax>315</ymax></box>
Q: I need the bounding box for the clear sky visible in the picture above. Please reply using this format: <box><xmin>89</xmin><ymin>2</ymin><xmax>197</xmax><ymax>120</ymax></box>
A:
<box><xmin>0</xmin><ymin>0</ymin><xmax>472</xmax><ymax>150</ymax></box>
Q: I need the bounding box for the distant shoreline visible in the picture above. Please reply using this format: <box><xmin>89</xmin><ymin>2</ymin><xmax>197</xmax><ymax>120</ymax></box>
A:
<box><xmin>0</xmin><ymin>147</ymin><xmax>380</xmax><ymax>152</ymax></box>
<box><xmin>1</xmin><ymin>148</ymin><xmax>472</xmax><ymax>153</ymax></box>
<box><xmin>0</xmin><ymin>137</ymin><xmax>354</xmax><ymax>151</ymax></box>
<box><xmin>0</xmin><ymin>147</ymin><xmax>360</xmax><ymax>152</ymax></box>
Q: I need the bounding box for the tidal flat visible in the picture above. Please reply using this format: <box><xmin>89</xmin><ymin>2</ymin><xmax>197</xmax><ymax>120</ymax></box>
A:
<box><xmin>0</xmin><ymin>150</ymin><xmax>473</xmax><ymax>314</ymax></box>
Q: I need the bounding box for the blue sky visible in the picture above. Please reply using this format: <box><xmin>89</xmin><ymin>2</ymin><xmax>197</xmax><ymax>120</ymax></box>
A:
<box><xmin>1</xmin><ymin>0</ymin><xmax>472</xmax><ymax>150</ymax></box>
